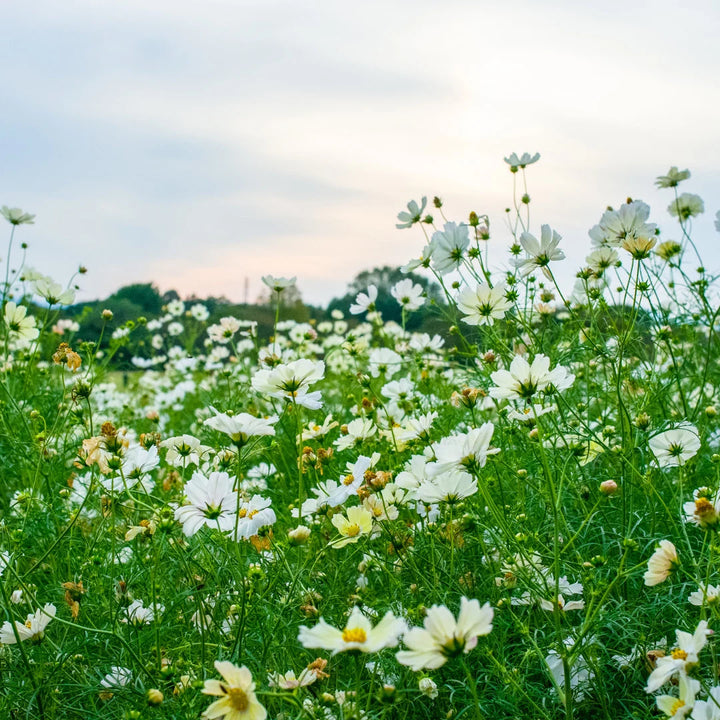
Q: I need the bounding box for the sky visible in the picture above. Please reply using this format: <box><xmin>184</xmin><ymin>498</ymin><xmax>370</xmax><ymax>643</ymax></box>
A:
<box><xmin>2</xmin><ymin>0</ymin><xmax>719</xmax><ymax>306</ymax></box>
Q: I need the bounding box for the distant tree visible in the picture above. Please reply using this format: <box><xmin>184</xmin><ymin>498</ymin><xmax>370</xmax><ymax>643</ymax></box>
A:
<box><xmin>109</xmin><ymin>283</ymin><xmax>163</xmax><ymax>315</ymax></box>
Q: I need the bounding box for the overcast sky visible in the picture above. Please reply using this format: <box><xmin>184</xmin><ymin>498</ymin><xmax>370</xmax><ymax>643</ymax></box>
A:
<box><xmin>2</xmin><ymin>0</ymin><xmax>719</xmax><ymax>305</ymax></box>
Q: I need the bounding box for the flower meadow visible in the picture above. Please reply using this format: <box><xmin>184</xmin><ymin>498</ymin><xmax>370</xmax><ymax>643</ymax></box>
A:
<box><xmin>2</xmin><ymin>158</ymin><xmax>720</xmax><ymax>720</ymax></box>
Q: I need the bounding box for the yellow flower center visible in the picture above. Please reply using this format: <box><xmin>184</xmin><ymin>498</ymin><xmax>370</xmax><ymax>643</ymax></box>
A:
<box><xmin>343</xmin><ymin>523</ymin><xmax>360</xmax><ymax>537</ymax></box>
<box><xmin>25</xmin><ymin>620</ymin><xmax>33</xmax><ymax>629</ymax></box>
<box><xmin>225</xmin><ymin>686</ymin><xmax>249</xmax><ymax>711</ymax></box>
<box><xmin>342</xmin><ymin>627</ymin><xmax>367</xmax><ymax>643</ymax></box>
<box><xmin>343</xmin><ymin>474</ymin><xmax>355</xmax><ymax>486</ymax></box>
<box><xmin>238</xmin><ymin>508</ymin><xmax>248</xmax><ymax>518</ymax></box>
<box><xmin>249</xmin><ymin>509</ymin><xmax>258</xmax><ymax>519</ymax></box>
<box><xmin>670</xmin><ymin>699</ymin><xmax>685</xmax><ymax>715</ymax></box>
<box><xmin>671</xmin><ymin>648</ymin><xmax>688</xmax><ymax>660</ymax></box>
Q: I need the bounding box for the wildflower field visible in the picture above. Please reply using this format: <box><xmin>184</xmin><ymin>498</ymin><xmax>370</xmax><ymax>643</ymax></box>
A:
<box><xmin>2</xmin><ymin>157</ymin><xmax>720</xmax><ymax>720</ymax></box>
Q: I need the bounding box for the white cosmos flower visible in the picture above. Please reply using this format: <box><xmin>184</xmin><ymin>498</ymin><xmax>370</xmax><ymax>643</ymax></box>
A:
<box><xmin>396</xmin><ymin>196</ymin><xmax>427</xmax><ymax>229</ymax></box>
<box><xmin>490</xmin><ymin>354</ymin><xmax>574</xmax><ymax>401</ymax></box>
<box><xmin>417</xmin><ymin>470</ymin><xmax>478</xmax><ymax>504</ymax></box>
<box><xmin>589</xmin><ymin>200</ymin><xmax>656</xmax><ymax>249</ymax></box>
<box><xmin>391</xmin><ymin>279</ymin><xmax>425</xmax><ymax>311</ymax></box>
<box><xmin>202</xmin><ymin>661</ymin><xmax>266</xmax><ymax>720</ymax></box>
<box><xmin>32</xmin><ymin>277</ymin><xmax>75</xmax><ymax>305</ymax></box>
<box><xmin>349</xmin><ymin>285</ymin><xmax>378</xmax><ymax>315</ymax></box>
<box><xmin>429</xmin><ymin>222</ymin><xmax>470</xmax><ymax>275</ymax></box>
<box><xmin>207</xmin><ymin>316</ymin><xmax>241</xmax><ymax>344</ymax></box>
<box><xmin>649</xmin><ymin>424</ymin><xmax>700</xmax><ymax>468</ymax></box>
<box><xmin>160</xmin><ymin>434</ymin><xmax>211</xmax><ymax>468</ymax></box>
<box><xmin>174</xmin><ymin>471</ymin><xmax>239</xmax><ymax>536</ymax></box>
<box><xmin>335</xmin><ymin>418</ymin><xmax>377</xmax><ymax>452</ymax></box>
<box><xmin>100</xmin><ymin>666</ymin><xmax>132</xmax><ymax>689</ymax></box>
<box><xmin>122</xmin><ymin>599</ymin><xmax>163</xmax><ymax>626</ymax></box>
<box><xmin>0</xmin><ymin>603</ymin><xmax>56</xmax><ymax>644</ymax></box>
<box><xmin>1</xmin><ymin>205</ymin><xmax>35</xmax><ymax>225</ymax></box>
<box><xmin>367</xmin><ymin>347</ymin><xmax>403</xmax><ymax>378</ymax></box>
<box><xmin>668</xmin><ymin>193</ymin><xmax>704</xmax><ymax>220</ymax></box>
<box><xmin>690</xmin><ymin>684</ymin><xmax>720</xmax><ymax>719</ymax></box>
<box><xmin>230</xmin><ymin>495</ymin><xmax>276</xmax><ymax>540</ymax></box>
<box><xmin>4</xmin><ymin>302</ymin><xmax>39</xmax><ymax>342</ymax></box>
<box><xmin>646</xmin><ymin>621</ymin><xmax>710</xmax><ymax>693</ymax></box>
<box><xmin>204</xmin><ymin>411</ymin><xmax>277</xmax><ymax>445</ymax></box>
<box><xmin>513</xmin><ymin>225</ymin><xmax>565</xmax><ymax>279</ymax></box>
<box><xmin>688</xmin><ymin>584</ymin><xmax>720</xmax><ymax>607</ymax></box>
<box><xmin>298</xmin><ymin>606</ymin><xmax>406</xmax><ymax>654</ymax></box>
<box><xmin>504</xmin><ymin>152</ymin><xmax>540</xmax><ymax>170</ymax></box>
<box><xmin>396</xmin><ymin>597</ymin><xmax>493</xmax><ymax>670</ymax></box>
<box><xmin>429</xmin><ymin>423</ymin><xmax>499</xmax><ymax>475</ymax></box>
<box><xmin>268</xmin><ymin>668</ymin><xmax>318</xmax><ymax>690</ymax></box>
<box><xmin>251</xmin><ymin>359</ymin><xmax>325</xmax><ymax>409</ymax></box>
<box><xmin>262</xmin><ymin>275</ymin><xmax>297</xmax><ymax>293</ymax></box>
<box><xmin>456</xmin><ymin>283</ymin><xmax>512</xmax><ymax>326</ymax></box>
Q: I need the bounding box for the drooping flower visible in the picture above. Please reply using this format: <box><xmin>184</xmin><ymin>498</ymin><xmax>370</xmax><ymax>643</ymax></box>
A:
<box><xmin>160</xmin><ymin>434</ymin><xmax>211</xmax><ymax>468</ymax></box>
<box><xmin>644</xmin><ymin>540</ymin><xmax>678</xmax><ymax>587</ymax></box>
<box><xmin>396</xmin><ymin>597</ymin><xmax>493</xmax><ymax>670</ymax></box>
<box><xmin>202</xmin><ymin>661</ymin><xmax>266</xmax><ymax>720</ymax></box>
<box><xmin>230</xmin><ymin>495</ymin><xmax>276</xmax><ymax>541</ymax></box>
<box><xmin>0</xmin><ymin>603</ymin><xmax>56</xmax><ymax>643</ymax></box>
<box><xmin>655</xmin><ymin>673</ymin><xmax>699</xmax><ymax>719</ymax></box>
<box><xmin>298</xmin><ymin>605</ymin><xmax>406</xmax><ymax>654</ymax></box>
